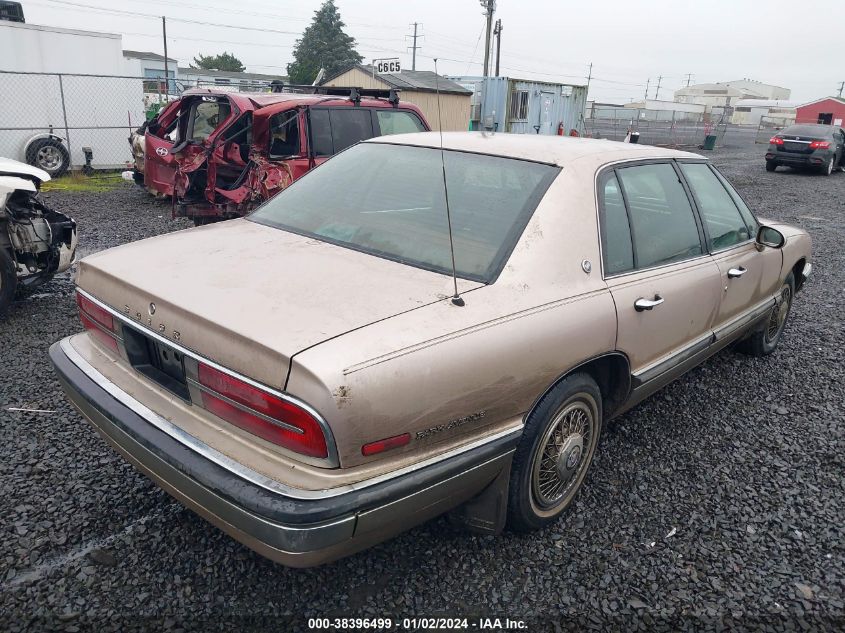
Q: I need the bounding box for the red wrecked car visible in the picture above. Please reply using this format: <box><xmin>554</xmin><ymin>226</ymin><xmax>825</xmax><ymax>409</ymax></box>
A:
<box><xmin>140</xmin><ymin>87</ymin><xmax>430</xmax><ymax>224</ymax></box>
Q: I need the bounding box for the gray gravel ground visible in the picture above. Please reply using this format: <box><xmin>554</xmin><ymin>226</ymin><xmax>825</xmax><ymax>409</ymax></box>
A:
<box><xmin>1</xmin><ymin>144</ymin><xmax>843</xmax><ymax>632</ymax></box>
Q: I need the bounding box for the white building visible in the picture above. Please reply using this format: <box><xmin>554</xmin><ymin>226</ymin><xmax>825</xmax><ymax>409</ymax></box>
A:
<box><xmin>0</xmin><ymin>21</ymin><xmax>145</xmax><ymax>169</ymax></box>
<box><xmin>675</xmin><ymin>79</ymin><xmax>791</xmax><ymax>108</ymax></box>
<box><xmin>122</xmin><ymin>50</ymin><xmax>177</xmax><ymax>94</ymax></box>
<box><xmin>623</xmin><ymin>99</ymin><xmax>707</xmax><ymax>121</ymax></box>
<box><xmin>177</xmin><ymin>67</ymin><xmax>287</xmax><ymax>92</ymax></box>
<box><xmin>0</xmin><ymin>20</ymin><xmax>123</xmax><ymax>74</ymax></box>
<box><xmin>730</xmin><ymin>99</ymin><xmax>797</xmax><ymax>126</ymax></box>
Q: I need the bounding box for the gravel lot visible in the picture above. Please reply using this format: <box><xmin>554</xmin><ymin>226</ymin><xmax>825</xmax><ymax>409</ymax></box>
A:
<box><xmin>1</xmin><ymin>145</ymin><xmax>843</xmax><ymax>632</ymax></box>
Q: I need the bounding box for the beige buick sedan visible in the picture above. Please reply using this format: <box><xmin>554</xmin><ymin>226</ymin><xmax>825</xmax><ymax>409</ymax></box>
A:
<box><xmin>51</xmin><ymin>133</ymin><xmax>811</xmax><ymax>567</ymax></box>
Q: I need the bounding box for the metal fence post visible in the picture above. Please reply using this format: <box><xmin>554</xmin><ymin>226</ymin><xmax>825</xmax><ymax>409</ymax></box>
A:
<box><xmin>57</xmin><ymin>73</ymin><xmax>72</xmax><ymax>171</ymax></box>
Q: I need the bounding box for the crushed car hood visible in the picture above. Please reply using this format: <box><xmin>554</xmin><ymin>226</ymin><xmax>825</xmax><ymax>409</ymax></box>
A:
<box><xmin>76</xmin><ymin>219</ymin><xmax>481</xmax><ymax>388</ymax></box>
<box><xmin>0</xmin><ymin>157</ymin><xmax>50</xmax><ymax>183</ymax></box>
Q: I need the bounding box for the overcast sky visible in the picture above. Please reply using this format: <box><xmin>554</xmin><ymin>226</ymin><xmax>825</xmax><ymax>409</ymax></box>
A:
<box><xmin>18</xmin><ymin>0</ymin><xmax>842</xmax><ymax>103</ymax></box>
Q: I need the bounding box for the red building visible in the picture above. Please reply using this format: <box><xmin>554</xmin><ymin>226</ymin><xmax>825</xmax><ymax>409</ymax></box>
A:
<box><xmin>795</xmin><ymin>97</ymin><xmax>845</xmax><ymax>126</ymax></box>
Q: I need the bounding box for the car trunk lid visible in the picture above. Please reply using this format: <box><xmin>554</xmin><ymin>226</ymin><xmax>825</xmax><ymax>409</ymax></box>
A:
<box><xmin>76</xmin><ymin>219</ymin><xmax>481</xmax><ymax>389</ymax></box>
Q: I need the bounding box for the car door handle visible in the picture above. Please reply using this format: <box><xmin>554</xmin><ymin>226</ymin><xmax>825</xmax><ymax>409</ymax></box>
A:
<box><xmin>728</xmin><ymin>267</ymin><xmax>747</xmax><ymax>279</ymax></box>
<box><xmin>634</xmin><ymin>295</ymin><xmax>664</xmax><ymax>311</ymax></box>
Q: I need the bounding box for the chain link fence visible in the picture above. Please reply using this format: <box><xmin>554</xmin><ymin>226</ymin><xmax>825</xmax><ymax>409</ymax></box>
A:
<box><xmin>0</xmin><ymin>71</ymin><xmax>283</xmax><ymax>171</ymax></box>
<box><xmin>584</xmin><ymin>106</ymin><xmax>730</xmax><ymax>148</ymax></box>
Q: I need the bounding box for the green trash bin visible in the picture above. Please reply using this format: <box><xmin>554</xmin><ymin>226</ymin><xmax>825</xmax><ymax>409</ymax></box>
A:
<box><xmin>702</xmin><ymin>134</ymin><xmax>717</xmax><ymax>150</ymax></box>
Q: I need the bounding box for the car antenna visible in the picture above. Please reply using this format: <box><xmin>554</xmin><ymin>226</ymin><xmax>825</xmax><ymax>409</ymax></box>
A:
<box><xmin>433</xmin><ymin>58</ymin><xmax>465</xmax><ymax>307</ymax></box>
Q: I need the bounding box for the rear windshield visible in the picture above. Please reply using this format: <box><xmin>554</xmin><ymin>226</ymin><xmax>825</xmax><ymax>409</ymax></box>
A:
<box><xmin>782</xmin><ymin>125</ymin><xmax>832</xmax><ymax>137</ymax></box>
<box><xmin>249</xmin><ymin>143</ymin><xmax>559</xmax><ymax>282</ymax></box>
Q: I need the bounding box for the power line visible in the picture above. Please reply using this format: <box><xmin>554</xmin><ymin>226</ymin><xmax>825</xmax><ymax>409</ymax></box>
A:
<box><xmin>38</xmin><ymin>0</ymin><xmax>302</xmax><ymax>34</ymax></box>
<box><xmin>36</xmin><ymin>0</ymin><xmax>652</xmax><ymax>94</ymax></box>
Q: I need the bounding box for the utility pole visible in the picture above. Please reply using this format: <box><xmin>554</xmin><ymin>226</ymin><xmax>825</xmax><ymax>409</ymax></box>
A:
<box><xmin>644</xmin><ymin>78</ymin><xmax>650</xmax><ymax>102</ymax></box>
<box><xmin>161</xmin><ymin>16</ymin><xmax>169</xmax><ymax>96</ymax></box>
<box><xmin>493</xmin><ymin>19</ymin><xmax>502</xmax><ymax>76</ymax></box>
<box><xmin>654</xmin><ymin>75</ymin><xmax>663</xmax><ymax>100</ymax></box>
<box><xmin>684</xmin><ymin>73</ymin><xmax>694</xmax><ymax>87</ymax></box>
<box><xmin>839</xmin><ymin>81</ymin><xmax>844</xmax><ymax>98</ymax></box>
<box><xmin>480</xmin><ymin>0</ymin><xmax>495</xmax><ymax>77</ymax></box>
<box><xmin>586</xmin><ymin>62</ymin><xmax>592</xmax><ymax>98</ymax></box>
<box><xmin>406</xmin><ymin>22</ymin><xmax>421</xmax><ymax>71</ymax></box>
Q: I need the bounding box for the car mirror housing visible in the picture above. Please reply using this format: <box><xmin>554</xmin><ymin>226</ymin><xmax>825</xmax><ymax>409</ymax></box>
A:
<box><xmin>756</xmin><ymin>225</ymin><xmax>785</xmax><ymax>249</ymax></box>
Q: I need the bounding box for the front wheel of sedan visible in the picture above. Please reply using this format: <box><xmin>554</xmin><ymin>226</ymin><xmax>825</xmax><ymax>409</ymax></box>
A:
<box><xmin>737</xmin><ymin>273</ymin><xmax>795</xmax><ymax>357</ymax></box>
<box><xmin>507</xmin><ymin>373</ymin><xmax>602</xmax><ymax>532</ymax></box>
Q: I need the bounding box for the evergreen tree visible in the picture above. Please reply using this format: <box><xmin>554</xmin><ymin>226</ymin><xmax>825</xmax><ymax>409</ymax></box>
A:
<box><xmin>192</xmin><ymin>52</ymin><xmax>246</xmax><ymax>72</ymax></box>
<box><xmin>287</xmin><ymin>0</ymin><xmax>362</xmax><ymax>84</ymax></box>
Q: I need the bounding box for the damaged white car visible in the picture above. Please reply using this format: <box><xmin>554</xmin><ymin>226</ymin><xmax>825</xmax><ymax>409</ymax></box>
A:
<box><xmin>0</xmin><ymin>158</ymin><xmax>78</xmax><ymax>316</ymax></box>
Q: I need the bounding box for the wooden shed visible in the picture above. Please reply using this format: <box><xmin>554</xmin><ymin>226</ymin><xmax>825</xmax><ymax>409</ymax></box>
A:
<box><xmin>321</xmin><ymin>64</ymin><xmax>472</xmax><ymax>131</ymax></box>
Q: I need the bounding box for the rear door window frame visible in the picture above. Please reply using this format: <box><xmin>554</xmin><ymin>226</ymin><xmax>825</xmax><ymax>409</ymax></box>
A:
<box><xmin>307</xmin><ymin>106</ymin><xmax>427</xmax><ymax>157</ymax></box>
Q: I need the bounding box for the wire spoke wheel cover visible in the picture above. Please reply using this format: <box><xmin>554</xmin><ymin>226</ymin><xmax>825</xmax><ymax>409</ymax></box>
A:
<box><xmin>531</xmin><ymin>397</ymin><xmax>596</xmax><ymax>510</ymax></box>
<box><xmin>765</xmin><ymin>285</ymin><xmax>792</xmax><ymax>344</ymax></box>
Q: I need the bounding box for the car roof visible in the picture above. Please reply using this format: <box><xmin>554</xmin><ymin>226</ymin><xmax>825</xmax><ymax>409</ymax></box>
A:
<box><xmin>366</xmin><ymin>132</ymin><xmax>703</xmax><ymax>167</ymax></box>
<box><xmin>180</xmin><ymin>88</ymin><xmax>410</xmax><ymax>112</ymax></box>
<box><xmin>782</xmin><ymin>123</ymin><xmax>839</xmax><ymax>134</ymax></box>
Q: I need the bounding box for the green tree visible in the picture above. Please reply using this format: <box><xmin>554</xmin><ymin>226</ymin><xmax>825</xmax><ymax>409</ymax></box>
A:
<box><xmin>287</xmin><ymin>0</ymin><xmax>362</xmax><ymax>84</ymax></box>
<box><xmin>191</xmin><ymin>52</ymin><xmax>246</xmax><ymax>72</ymax></box>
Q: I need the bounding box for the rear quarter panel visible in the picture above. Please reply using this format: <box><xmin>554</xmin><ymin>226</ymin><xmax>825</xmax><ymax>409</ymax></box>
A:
<box><xmin>286</xmin><ymin>165</ymin><xmax>618</xmax><ymax>468</ymax></box>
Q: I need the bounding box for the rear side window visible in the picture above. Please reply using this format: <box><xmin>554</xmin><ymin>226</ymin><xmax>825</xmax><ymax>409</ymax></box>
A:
<box><xmin>375</xmin><ymin>110</ymin><xmax>426</xmax><ymax>135</ymax></box>
<box><xmin>680</xmin><ymin>163</ymin><xmax>751</xmax><ymax>251</ymax></box>
<box><xmin>309</xmin><ymin>108</ymin><xmax>375</xmax><ymax>156</ymax></box>
<box><xmin>615</xmin><ymin>163</ymin><xmax>703</xmax><ymax>269</ymax></box>
<box><xmin>599</xmin><ymin>173</ymin><xmax>634</xmax><ymax>275</ymax></box>
<box><xmin>309</xmin><ymin>109</ymin><xmax>333</xmax><ymax>156</ymax></box>
<box><xmin>329</xmin><ymin>109</ymin><xmax>374</xmax><ymax>152</ymax></box>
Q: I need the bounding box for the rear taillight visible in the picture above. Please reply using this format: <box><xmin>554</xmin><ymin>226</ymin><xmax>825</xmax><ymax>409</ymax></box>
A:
<box><xmin>76</xmin><ymin>291</ymin><xmax>119</xmax><ymax>352</ymax></box>
<box><xmin>197</xmin><ymin>362</ymin><xmax>328</xmax><ymax>458</ymax></box>
<box><xmin>809</xmin><ymin>140</ymin><xmax>830</xmax><ymax>149</ymax></box>
<box><xmin>769</xmin><ymin>136</ymin><xmax>784</xmax><ymax>145</ymax></box>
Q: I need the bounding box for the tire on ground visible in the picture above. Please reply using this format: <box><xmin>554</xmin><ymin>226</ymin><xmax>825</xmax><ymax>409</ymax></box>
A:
<box><xmin>25</xmin><ymin>138</ymin><xmax>70</xmax><ymax>178</ymax></box>
<box><xmin>507</xmin><ymin>372</ymin><xmax>603</xmax><ymax>532</ymax></box>
<box><xmin>736</xmin><ymin>272</ymin><xmax>795</xmax><ymax>357</ymax></box>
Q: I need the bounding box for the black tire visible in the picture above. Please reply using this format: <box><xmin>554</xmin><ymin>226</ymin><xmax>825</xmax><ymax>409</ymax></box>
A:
<box><xmin>507</xmin><ymin>373</ymin><xmax>602</xmax><ymax>532</ymax></box>
<box><xmin>765</xmin><ymin>161</ymin><xmax>777</xmax><ymax>172</ymax></box>
<box><xmin>736</xmin><ymin>273</ymin><xmax>795</xmax><ymax>357</ymax></box>
<box><xmin>821</xmin><ymin>156</ymin><xmax>834</xmax><ymax>176</ymax></box>
<box><xmin>0</xmin><ymin>247</ymin><xmax>17</xmax><ymax>318</ymax></box>
<box><xmin>25</xmin><ymin>138</ymin><xmax>70</xmax><ymax>178</ymax></box>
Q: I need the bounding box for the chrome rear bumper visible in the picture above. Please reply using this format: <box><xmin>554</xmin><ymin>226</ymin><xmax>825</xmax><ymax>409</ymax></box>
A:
<box><xmin>50</xmin><ymin>338</ymin><xmax>518</xmax><ymax>567</ymax></box>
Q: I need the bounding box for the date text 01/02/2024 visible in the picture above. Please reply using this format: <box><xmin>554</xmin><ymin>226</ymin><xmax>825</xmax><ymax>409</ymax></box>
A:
<box><xmin>306</xmin><ymin>618</ymin><xmax>528</xmax><ymax>630</ymax></box>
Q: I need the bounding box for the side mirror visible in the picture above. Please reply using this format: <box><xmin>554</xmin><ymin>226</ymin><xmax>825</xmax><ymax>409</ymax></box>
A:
<box><xmin>756</xmin><ymin>225</ymin><xmax>785</xmax><ymax>249</ymax></box>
